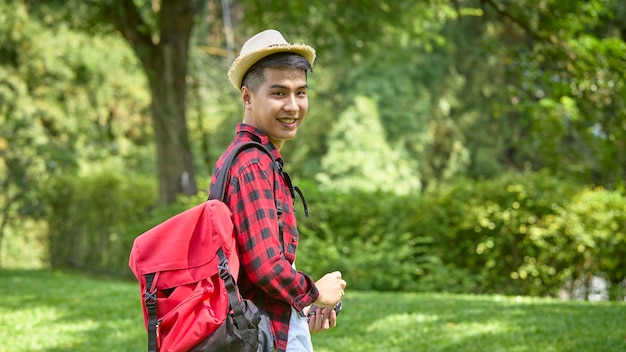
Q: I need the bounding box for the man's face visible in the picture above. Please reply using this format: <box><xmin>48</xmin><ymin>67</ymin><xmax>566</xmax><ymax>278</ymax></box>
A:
<box><xmin>242</xmin><ymin>67</ymin><xmax>308</xmax><ymax>150</ymax></box>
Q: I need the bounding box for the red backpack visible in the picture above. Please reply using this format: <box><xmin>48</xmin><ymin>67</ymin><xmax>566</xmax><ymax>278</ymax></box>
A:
<box><xmin>129</xmin><ymin>142</ymin><xmax>274</xmax><ymax>352</ymax></box>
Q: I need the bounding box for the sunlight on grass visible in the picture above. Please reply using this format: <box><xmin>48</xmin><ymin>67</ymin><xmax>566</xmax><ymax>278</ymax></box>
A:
<box><xmin>0</xmin><ymin>270</ymin><xmax>145</xmax><ymax>352</ymax></box>
<box><xmin>1</xmin><ymin>306</ymin><xmax>96</xmax><ymax>351</ymax></box>
<box><xmin>366</xmin><ymin>313</ymin><xmax>442</xmax><ymax>349</ymax></box>
<box><xmin>440</xmin><ymin>321</ymin><xmax>507</xmax><ymax>343</ymax></box>
<box><xmin>312</xmin><ymin>292</ymin><xmax>626</xmax><ymax>352</ymax></box>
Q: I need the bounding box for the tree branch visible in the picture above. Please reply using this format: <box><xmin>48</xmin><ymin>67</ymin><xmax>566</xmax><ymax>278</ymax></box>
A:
<box><xmin>98</xmin><ymin>0</ymin><xmax>154</xmax><ymax>65</ymax></box>
<box><xmin>452</xmin><ymin>0</ymin><xmax>462</xmax><ymax>19</ymax></box>
<box><xmin>481</xmin><ymin>0</ymin><xmax>546</xmax><ymax>41</ymax></box>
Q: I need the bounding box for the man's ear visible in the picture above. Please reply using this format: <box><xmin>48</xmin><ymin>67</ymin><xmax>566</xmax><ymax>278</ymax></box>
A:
<box><xmin>241</xmin><ymin>86</ymin><xmax>252</xmax><ymax>109</ymax></box>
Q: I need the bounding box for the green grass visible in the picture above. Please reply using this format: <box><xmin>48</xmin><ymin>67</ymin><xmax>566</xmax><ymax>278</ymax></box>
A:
<box><xmin>1</xmin><ymin>270</ymin><xmax>625</xmax><ymax>351</ymax></box>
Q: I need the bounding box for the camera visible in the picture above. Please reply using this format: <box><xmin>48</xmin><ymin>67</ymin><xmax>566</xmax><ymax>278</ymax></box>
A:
<box><xmin>306</xmin><ymin>301</ymin><xmax>343</xmax><ymax>320</ymax></box>
<box><xmin>333</xmin><ymin>301</ymin><xmax>343</xmax><ymax>316</ymax></box>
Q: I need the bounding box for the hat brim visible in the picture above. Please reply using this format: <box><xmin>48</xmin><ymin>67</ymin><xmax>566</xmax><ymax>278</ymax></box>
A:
<box><xmin>228</xmin><ymin>44</ymin><xmax>316</xmax><ymax>91</ymax></box>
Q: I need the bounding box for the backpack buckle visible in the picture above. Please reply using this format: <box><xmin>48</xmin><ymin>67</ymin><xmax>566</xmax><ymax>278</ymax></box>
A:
<box><xmin>144</xmin><ymin>288</ymin><xmax>157</xmax><ymax>307</ymax></box>
<box><xmin>218</xmin><ymin>261</ymin><xmax>230</xmax><ymax>280</ymax></box>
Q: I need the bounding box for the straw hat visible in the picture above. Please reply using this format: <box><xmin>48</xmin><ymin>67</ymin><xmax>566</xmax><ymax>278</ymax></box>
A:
<box><xmin>228</xmin><ymin>29</ymin><xmax>316</xmax><ymax>91</ymax></box>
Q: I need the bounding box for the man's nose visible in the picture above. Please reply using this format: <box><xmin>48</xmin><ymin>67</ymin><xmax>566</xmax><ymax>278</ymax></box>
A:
<box><xmin>283</xmin><ymin>95</ymin><xmax>299</xmax><ymax>111</ymax></box>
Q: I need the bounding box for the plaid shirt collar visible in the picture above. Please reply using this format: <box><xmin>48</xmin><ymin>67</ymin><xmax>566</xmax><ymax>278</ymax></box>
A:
<box><xmin>234</xmin><ymin>123</ymin><xmax>283</xmax><ymax>162</ymax></box>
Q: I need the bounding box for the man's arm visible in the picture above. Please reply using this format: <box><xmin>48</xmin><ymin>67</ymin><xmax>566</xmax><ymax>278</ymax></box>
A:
<box><xmin>230</xmin><ymin>158</ymin><xmax>319</xmax><ymax>310</ymax></box>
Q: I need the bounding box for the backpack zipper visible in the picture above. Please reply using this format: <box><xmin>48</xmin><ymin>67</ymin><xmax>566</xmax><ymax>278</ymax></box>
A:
<box><xmin>156</xmin><ymin>319</ymin><xmax>162</xmax><ymax>349</ymax></box>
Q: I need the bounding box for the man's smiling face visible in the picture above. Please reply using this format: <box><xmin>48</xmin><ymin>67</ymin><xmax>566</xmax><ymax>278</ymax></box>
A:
<box><xmin>242</xmin><ymin>67</ymin><xmax>308</xmax><ymax>150</ymax></box>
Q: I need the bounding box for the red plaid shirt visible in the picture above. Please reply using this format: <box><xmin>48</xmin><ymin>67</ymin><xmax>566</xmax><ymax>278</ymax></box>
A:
<box><xmin>210</xmin><ymin>124</ymin><xmax>319</xmax><ymax>352</ymax></box>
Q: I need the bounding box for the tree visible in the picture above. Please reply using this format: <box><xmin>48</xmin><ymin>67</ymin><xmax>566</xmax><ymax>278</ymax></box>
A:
<box><xmin>317</xmin><ymin>95</ymin><xmax>421</xmax><ymax>195</ymax></box>
<box><xmin>238</xmin><ymin>1</ymin><xmax>462</xmax><ymax>185</ymax></box>
<box><xmin>0</xmin><ymin>0</ymin><xmax>149</xmax><ymax>266</ymax></box>
<box><xmin>455</xmin><ymin>0</ymin><xmax>626</xmax><ymax>187</ymax></box>
<box><xmin>97</xmin><ymin>0</ymin><xmax>202</xmax><ymax>205</ymax></box>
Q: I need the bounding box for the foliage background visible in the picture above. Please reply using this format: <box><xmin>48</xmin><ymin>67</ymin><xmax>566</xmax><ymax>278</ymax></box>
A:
<box><xmin>1</xmin><ymin>0</ymin><xmax>625</xmax><ymax>300</ymax></box>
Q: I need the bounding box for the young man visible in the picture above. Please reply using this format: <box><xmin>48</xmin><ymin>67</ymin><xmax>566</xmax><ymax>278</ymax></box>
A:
<box><xmin>210</xmin><ymin>29</ymin><xmax>346</xmax><ymax>352</ymax></box>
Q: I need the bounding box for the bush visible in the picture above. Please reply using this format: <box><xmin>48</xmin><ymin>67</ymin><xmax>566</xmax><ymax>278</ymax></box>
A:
<box><xmin>296</xmin><ymin>171</ymin><xmax>626</xmax><ymax>299</ymax></box>
<box><xmin>296</xmin><ymin>185</ymin><xmax>439</xmax><ymax>292</ymax></box>
<box><xmin>42</xmin><ymin>169</ymin><xmax>157</xmax><ymax>275</ymax></box>
<box><xmin>535</xmin><ymin>186</ymin><xmax>626</xmax><ymax>300</ymax></box>
<box><xmin>39</xmin><ymin>170</ymin><xmax>626</xmax><ymax>300</ymax></box>
<box><xmin>429</xmin><ymin>171</ymin><xmax>581</xmax><ymax>296</ymax></box>
<box><xmin>42</xmin><ymin>169</ymin><xmax>213</xmax><ymax>277</ymax></box>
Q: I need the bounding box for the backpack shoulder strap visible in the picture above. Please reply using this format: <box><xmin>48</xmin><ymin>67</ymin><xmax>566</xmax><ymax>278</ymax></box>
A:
<box><xmin>208</xmin><ymin>141</ymin><xmax>275</xmax><ymax>201</ymax></box>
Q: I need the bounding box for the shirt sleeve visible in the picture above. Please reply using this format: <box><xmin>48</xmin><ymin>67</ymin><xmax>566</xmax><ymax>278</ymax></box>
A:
<box><xmin>228</xmin><ymin>157</ymin><xmax>318</xmax><ymax>310</ymax></box>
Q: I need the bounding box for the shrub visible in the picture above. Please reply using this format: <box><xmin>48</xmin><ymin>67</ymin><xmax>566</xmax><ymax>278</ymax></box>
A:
<box><xmin>534</xmin><ymin>187</ymin><xmax>626</xmax><ymax>300</ymax></box>
<box><xmin>428</xmin><ymin>171</ymin><xmax>580</xmax><ymax>296</ymax></box>
<box><xmin>296</xmin><ymin>184</ymin><xmax>439</xmax><ymax>292</ymax></box>
<box><xmin>296</xmin><ymin>171</ymin><xmax>626</xmax><ymax>299</ymax></box>
<box><xmin>42</xmin><ymin>169</ymin><xmax>157</xmax><ymax>275</ymax></box>
<box><xmin>39</xmin><ymin>170</ymin><xmax>626</xmax><ymax>300</ymax></box>
<box><xmin>42</xmin><ymin>169</ymin><xmax>212</xmax><ymax>277</ymax></box>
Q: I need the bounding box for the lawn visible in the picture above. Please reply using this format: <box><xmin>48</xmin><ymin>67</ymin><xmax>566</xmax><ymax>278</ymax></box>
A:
<box><xmin>1</xmin><ymin>269</ymin><xmax>624</xmax><ymax>352</ymax></box>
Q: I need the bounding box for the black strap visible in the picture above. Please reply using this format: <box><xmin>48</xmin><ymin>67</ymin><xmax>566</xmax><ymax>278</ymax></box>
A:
<box><xmin>217</xmin><ymin>248</ymin><xmax>250</xmax><ymax>330</ymax></box>
<box><xmin>144</xmin><ymin>273</ymin><xmax>158</xmax><ymax>352</ymax></box>
<box><xmin>208</xmin><ymin>141</ymin><xmax>274</xmax><ymax>201</ymax></box>
<box><xmin>209</xmin><ymin>141</ymin><xmax>275</xmax><ymax>328</ymax></box>
<box><xmin>209</xmin><ymin>141</ymin><xmax>287</xmax><ymax>252</ymax></box>
<box><xmin>280</xmin><ymin>168</ymin><xmax>309</xmax><ymax>217</ymax></box>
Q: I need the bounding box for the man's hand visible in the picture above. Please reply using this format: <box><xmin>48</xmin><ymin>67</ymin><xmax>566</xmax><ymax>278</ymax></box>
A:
<box><xmin>305</xmin><ymin>305</ymin><xmax>337</xmax><ymax>333</ymax></box>
<box><xmin>306</xmin><ymin>271</ymin><xmax>345</xmax><ymax>333</ymax></box>
<box><xmin>313</xmin><ymin>271</ymin><xmax>346</xmax><ymax>307</ymax></box>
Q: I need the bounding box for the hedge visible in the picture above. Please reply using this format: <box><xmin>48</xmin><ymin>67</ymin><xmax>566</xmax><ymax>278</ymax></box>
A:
<box><xmin>40</xmin><ymin>170</ymin><xmax>626</xmax><ymax>300</ymax></box>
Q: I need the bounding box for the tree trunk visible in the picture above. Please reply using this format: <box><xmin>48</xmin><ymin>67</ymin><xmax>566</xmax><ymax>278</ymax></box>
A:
<box><xmin>149</xmin><ymin>0</ymin><xmax>198</xmax><ymax>205</ymax></box>
<box><xmin>102</xmin><ymin>0</ymin><xmax>199</xmax><ymax>205</ymax></box>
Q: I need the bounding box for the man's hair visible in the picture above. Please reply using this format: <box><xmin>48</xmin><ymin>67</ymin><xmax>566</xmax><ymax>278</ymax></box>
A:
<box><xmin>241</xmin><ymin>52</ymin><xmax>313</xmax><ymax>92</ymax></box>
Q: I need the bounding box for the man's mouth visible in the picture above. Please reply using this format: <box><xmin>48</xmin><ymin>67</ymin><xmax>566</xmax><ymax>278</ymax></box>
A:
<box><xmin>277</xmin><ymin>118</ymin><xmax>297</xmax><ymax>124</ymax></box>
